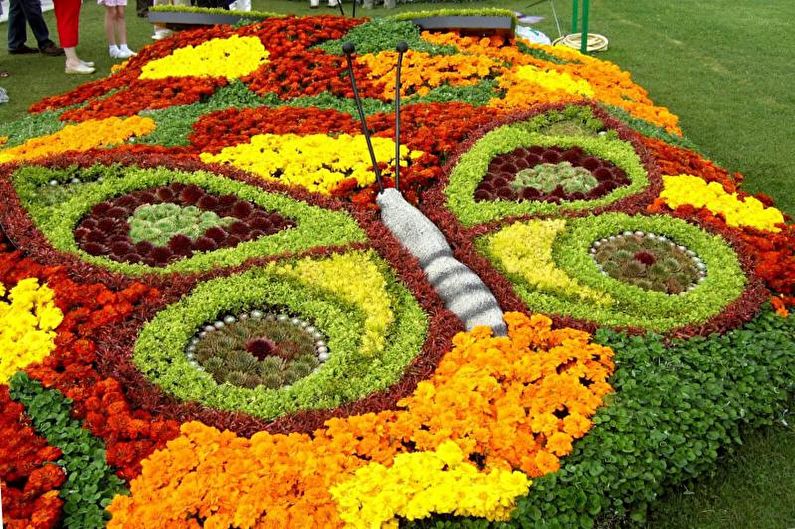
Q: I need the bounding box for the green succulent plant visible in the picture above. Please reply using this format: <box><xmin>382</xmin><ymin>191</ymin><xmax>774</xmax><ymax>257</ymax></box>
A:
<box><xmin>512</xmin><ymin>161</ymin><xmax>599</xmax><ymax>194</ymax></box>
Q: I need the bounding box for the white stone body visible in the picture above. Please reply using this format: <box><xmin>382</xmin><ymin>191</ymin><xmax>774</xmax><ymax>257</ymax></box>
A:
<box><xmin>377</xmin><ymin>188</ymin><xmax>507</xmax><ymax>336</ymax></box>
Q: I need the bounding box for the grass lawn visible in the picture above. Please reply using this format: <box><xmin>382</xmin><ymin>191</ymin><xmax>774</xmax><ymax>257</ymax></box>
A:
<box><xmin>1</xmin><ymin>1</ymin><xmax>793</xmax><ymax>527</ymax></box>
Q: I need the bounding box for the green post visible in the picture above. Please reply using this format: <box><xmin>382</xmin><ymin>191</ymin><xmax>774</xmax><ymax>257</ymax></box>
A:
<box><xmin>571</xmin><ymin>0</ymin><xmax>579</xmax><ymax>33</ymax></box>
<box><xmin>580</xmin><ymin>0</ymin><xmax>590</xmax><ymax>53</ymax></box>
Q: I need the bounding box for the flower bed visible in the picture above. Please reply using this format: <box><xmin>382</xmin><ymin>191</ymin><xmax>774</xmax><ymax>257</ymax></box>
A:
<box><xmin>0</xmin><ymin>13</ymin><xmax>793</xmax><ymax>529</ymax></box>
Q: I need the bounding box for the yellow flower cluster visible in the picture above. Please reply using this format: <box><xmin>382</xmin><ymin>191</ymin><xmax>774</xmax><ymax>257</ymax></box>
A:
<box><xmin>484</xmin><ymin>220</ymin><xmax>611</xmax><ymax>305</ymax></box>
<box><xmin>139</xmin><ymin>35</ymin><xmax>270</xmax><ymax>80</ymax></box>
<box><xmin>660</xmin><ymin>175</ymin><xmax>785</xmax><ymax>232</ymax></box>
<box><xmin>0</xmin><ymin>116</ymin><xmax>155</xmax><ymax>164</ymax></box>
<box><xmin>0</xmin><ymin>278</ymin><xmax>63</xmax><ymax>383</ymax></box>
<box><xmin>269</xmin><ymin>251</ymin><xmax>394</xmax><ymax>355</ymax></box>
<box><xmin>330</xmin><ymin>441</ymin><xmax>530</xmax><ymax>528</ymax></box>
<box><xmin>200</xmin><ymin>133</ymin><xmax>423</xmax><ymax>194</ymax></box>
<box><xmin>358</xmin><ymin>50</ymin><xmax>497</xmax><ymax>99</ymax></box>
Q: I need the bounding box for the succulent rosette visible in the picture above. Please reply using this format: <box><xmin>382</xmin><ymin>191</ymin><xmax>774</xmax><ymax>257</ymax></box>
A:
<box><xmin>0</xmin><ymin>12</ymin><xmax>793</xmax><ymax>529</ymax></box>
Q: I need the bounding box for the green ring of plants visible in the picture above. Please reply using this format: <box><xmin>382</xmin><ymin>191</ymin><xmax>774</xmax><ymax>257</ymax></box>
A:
<box><xmin>134</xmin><ymin>254</ymin><xmax>428</xmax><ymax>420</ymax></box>
<box><xmin>445</xmin><ymin>123</ymin><xmax>649</xmax><ymax>227</ymax></box>
<box><xmin>482</xmin><ymin>213</ymin><xmax>746</xmax><ymax>331</ymax></box>
<box><xmin>11</xmin><ymin>164</ymin><xmax>366</xmax><ymax>275</ymax></box>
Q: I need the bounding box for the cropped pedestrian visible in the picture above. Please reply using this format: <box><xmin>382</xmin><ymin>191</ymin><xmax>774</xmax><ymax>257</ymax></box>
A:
<box><xmin>53</xmin><ymin>0</ymin><xmax>95</xmax><ymax>74</ymax></box>
<box><xmin>6</xmin><ymin>0</ymin><xmax>64</xmax><ymax>56</ymax></box>
<box><xmin>100</xmin><ymin>0</ymin><xmax>136</xmax><ymax>59</ymax></box>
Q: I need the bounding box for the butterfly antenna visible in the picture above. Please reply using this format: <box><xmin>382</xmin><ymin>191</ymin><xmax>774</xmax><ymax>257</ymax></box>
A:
<box><xmin>342</xmin><ymin>42</ymin><xmax>383</xmax><ymax>193</ymax></box>
<box><xmin>394</xmin><ymin>41</ymin><xmax>408</xmax><ymax>192</ymax></box>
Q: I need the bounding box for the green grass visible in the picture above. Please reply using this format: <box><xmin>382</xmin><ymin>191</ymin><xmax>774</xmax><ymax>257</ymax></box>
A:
<box><xmin>1</xmin><ymin>1</ymin><xmax>794</xmax><ymax>527</ymax></box>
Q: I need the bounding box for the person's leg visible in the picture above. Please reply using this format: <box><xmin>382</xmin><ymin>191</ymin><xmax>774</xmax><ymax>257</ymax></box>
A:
<box><xmin>17</xmin><ymin>0</ymin><xmax>54</xmax><ymax>49</ymax></box>
<box><xmin>115</xmin><ymin>5</ymin><xmax>135</xmax><ymax>56</ymax></box>
<box><xmin>55</xmin><ymin>0</ymin><xmax>92</xmax><ymax>72</ymax></box>
<box><xmin>104</xmin><ymin>4</ymin><xmax>118</xmax><ymax>55</ymax></box>
<box><xmin>7</xmin><ymin>0</ymin><xmax>29</xmax><ymax>51</ymax></box>
<box><xmin>136</xmin><ymin>0</ymin><xmax>151</xmax><ymax>17</ymax></box>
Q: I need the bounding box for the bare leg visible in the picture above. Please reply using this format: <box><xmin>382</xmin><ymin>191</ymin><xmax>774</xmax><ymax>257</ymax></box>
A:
<box><xmin>64</xmin><ymin>46</ymin><xmax>81</xmax><ymax>68</ymax></box>
<box><xmin>116</xmin><ymin>6</ymin><xmax>128</xmax><ymax>47</ymax></box>
<box><xmin>104</xmin><ymin>6</ymin><xmax>116</xmax><ymax>46</ymax></box>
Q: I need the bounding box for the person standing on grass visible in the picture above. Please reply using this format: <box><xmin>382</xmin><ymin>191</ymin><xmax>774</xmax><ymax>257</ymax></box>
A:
<box><xmin>53</xmin><ymin>0</ymin><xmax>95</xmax><ymax>74</ymax></box>
<box><xmin>100</xmin><ymin>0</ymin><xmax>136</xmax><ymax>59</ymax></box>
<box><xmin>6</xmin><ymin>0</ymin><xmax>64</xmax><ymax>56</ymax></box>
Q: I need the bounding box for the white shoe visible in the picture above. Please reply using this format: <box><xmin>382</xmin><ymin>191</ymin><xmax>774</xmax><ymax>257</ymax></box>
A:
<box><xmin>151</xmin><ymin>29</ymin><xmax>173</xmax><ymax>40</ymax></box>
<box><xmin>110</xmin><ymin>46</ymin><xmax>122</xmax><ymax>59</ymax></box>
<box><xmin>117</xmin><ymin>46</ymin><xmax>137</xmax><ymax>59</ymax></box>
<box><xmin>80</xmin><ymin>59</ymin><xmax>95</xmax><ymax>67</ymax></box>
<box><xmin>65</xmin><ymin>62</ymin><xmax>95</xmax><ymax>75</ymax></box>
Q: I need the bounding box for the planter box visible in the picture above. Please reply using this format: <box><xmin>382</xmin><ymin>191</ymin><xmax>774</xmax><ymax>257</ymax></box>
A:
<box><xmin>148</xmin><ymin>11</ymin><xmax>245</xmax><ymax>27</ymax></box>
<box><xmin>411</xmin><ymin>15</ymin><xmax>515</xmax><ymax>37</ymax></box>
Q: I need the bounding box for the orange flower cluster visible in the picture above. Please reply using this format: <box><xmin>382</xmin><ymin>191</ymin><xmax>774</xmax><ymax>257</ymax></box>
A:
<box><xmin>107</xmin><ymin>313</ymin><xmax>614</xmax><ymax>528</ymax></box>
<box><xmin>422</xmin><ymin>32</ymin><xmax>680</xmax><ymax>133</ymax></box>
<box><xmin>358</xmin><ymin>50</ymin><xmax>498</xmax><ymax>99</ymax></box>
<box><xmin>0</xmin><ymin>116</ymin><xmax>155</xmax><ymax>164</ymax></box>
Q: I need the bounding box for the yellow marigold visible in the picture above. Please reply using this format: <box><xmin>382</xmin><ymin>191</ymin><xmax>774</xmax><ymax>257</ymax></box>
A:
<box><xmin>139</xmin><ymin>35</ymin><xmax>269</xmax><ymax>80</ymax></box>
<box><xmin>358</xmin><ymin>50</ymin><xmax>498</xmax><ymax>99</ymax></box>
<box><xmin>0</xmin><ymin>116</ymin><xmax>155</xmax><ymax>164</ymax></box>
<box><xmin>660</xmin><ymin>174</ymin><xmax>785</xmax><ymax>232</ymax></box>
<box><xmin>483</xmin><ymin>219</ymin><xmax>612</xmax><ymax>306</ymax></box>
<box><xmin>330</xmin><ymin>441</ymin><xmax>531</xmax><ymax>528</ymax></box>
<box><xmin>0</xmin><ymin>278</ymin><xmax>63</xmax><ymax>383</ymax></box>
<box><xmin>0</xmin><ymin>136</ymin><xmax>8</xmax><ymax>146</ymax></box>
<box><xmin>268</xmin><ymin>251</ymin><xmax>394</xmax><ymax>355</ymax></box>
<box><xmin>200</xmin><ymin>133</ymin><xmax>423</xmax><ymax>194</ymax></box>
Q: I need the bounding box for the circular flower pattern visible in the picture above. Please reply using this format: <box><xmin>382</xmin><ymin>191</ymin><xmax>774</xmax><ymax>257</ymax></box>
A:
<box><xmin>591</xmin><ymin>231</ymin><xmax>704</xmax><ymax>294</ymax></box>
<box><xmin>74</xmin><ymin>184</ymin><xmax>294</xmax><ymax>267</ymax></box>
<box><xmin>188</xmin><ymin>310</ymin><xmax>325</xmax><ymax>390</ymax></box>
<box><xmin>474</xmin><ymin>145</ymin><xmax>630</xmax><ymax>203</ymax></box>
<box><xmin>0</xmin><ymin>13</ymin><xmax>792</xmax><ymax>529</ymax></box>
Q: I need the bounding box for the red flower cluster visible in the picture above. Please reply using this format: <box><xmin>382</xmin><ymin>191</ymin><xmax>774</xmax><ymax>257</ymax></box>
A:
<box><xmin>0</xmin><ymin>249</ymin><xmax>182</xmax><ymax>481</ymax></box>
<box><xmin>236</xmin><ymin>15</ymin><xmax>364</xmax><ymax>58</ymax></box>
<box><xmin>0</xmin><ymin>386</ymin><xmax>65</xmax><ymax>529</ymax></box>
<box><xmin>190</xmin><ymin>106</ymin><xmax>359</xmax><ymax>153</ymax></box>
<box><xmin>243</xmin><ymin>49</ymin><xmax>383</xmax><ymax>100</ymax></box>
<box><xmin>60</xmin><ymin>77</ymin><xmax>228</xmax><ymax>122</ymax></box>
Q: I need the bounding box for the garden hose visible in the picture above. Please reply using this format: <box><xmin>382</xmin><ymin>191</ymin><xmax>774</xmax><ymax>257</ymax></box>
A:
<box><xmin>553</xmin><ymin>32</ymin><xmax>609</xmax><ymax>52</ymax></box>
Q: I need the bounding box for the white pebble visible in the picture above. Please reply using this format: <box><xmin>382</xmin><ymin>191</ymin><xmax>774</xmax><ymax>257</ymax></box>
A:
<box><xmin>290</xmin><ymin>317</ymin><xmax>300</xmax><ymax>325</ymax></box>
<box><xmin>223</xmin><ymin>315</ymin><xmax>236</xmax><ymax>324</ymax></box>
<box><xmin>213</xmin><ymin>320</ymin><xmax>225</xmax><ymax>329</ymax></box>
<box><xmin>317</xmin><ymin>346</ymin><xmax>328</xmax><ymax>354</ymax></box>
<box><xmin>318</xmin><ymin>352</ymin><xmax>330</xmax><ymax>362</ymax></box>
<box><xmin>251</xmin><ymin>310</ymin><xmax>263</xmax><ymax>319</ymax></box>
<box><xmin>204</xmin><ymin>325</ymin><xmax>215</xmax><ymax>333</ymax></box>
<box><xmin>49</xmin><ymin>179</ymin><xmax>59</xmax><ymax>186</ymax></box>
<box><xmin>315</xmin><ymin>340</ymin><xmax>326</xmax><ymax>348</ymax></box>
<box><xmin>306</xmin><ymin>326</ymin><xmax>316</xmax><ymax>334</ymax></box>
<box><xmin>277</xmin><ymin>314</ymin><xmax>289</xmax><ymax>322</ymax></box>
<box><xmin>199</xmin><ymin>331</ymin><xmax>207</xmax><ymax>338</ymax></box>
<box><xmin>239</xmin><ymin>313</ymin><xmax>249</xmax><ymax>320</ymax></box>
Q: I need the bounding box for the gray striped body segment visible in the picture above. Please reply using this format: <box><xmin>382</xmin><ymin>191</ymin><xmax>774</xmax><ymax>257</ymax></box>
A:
<box><xmin>377</xmin><ymin>188</ymin><xmax>507</xmax><ymax>336</ymax></box>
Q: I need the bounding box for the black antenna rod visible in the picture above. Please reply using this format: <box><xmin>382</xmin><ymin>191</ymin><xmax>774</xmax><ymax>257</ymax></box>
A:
<box><xmin>352</xmin><ymin>0</ymin><xmax>356</xmax><ymax>17</ymax></box>
<box><xmin>342</xmin><ymin>42</ymin><xmax>384</xmax><ymax>193</ymax></box>
<box><xmin>393</xmin><ymin>41</ymin><xmax>408</xmax><ymax>191</ymax></box>
<box><xmin>336</xmin><ymin>0</ymin><xmax>345</xmax><ymax>17</ymax></box>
